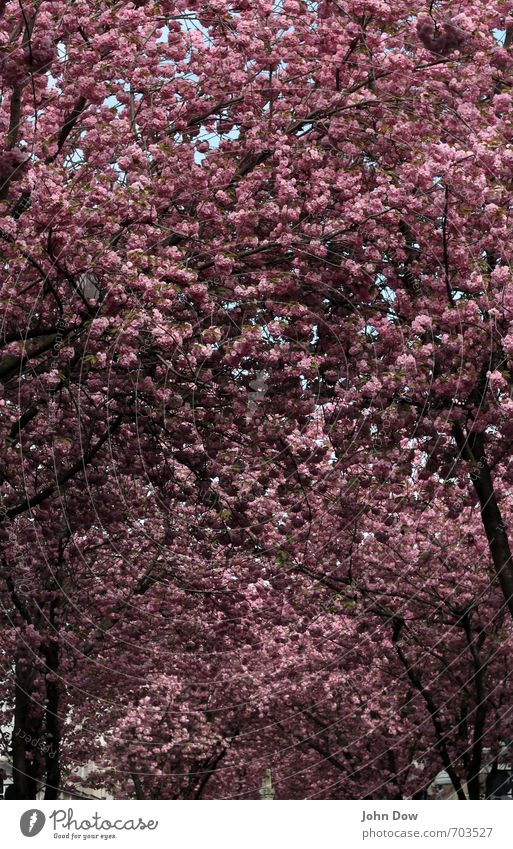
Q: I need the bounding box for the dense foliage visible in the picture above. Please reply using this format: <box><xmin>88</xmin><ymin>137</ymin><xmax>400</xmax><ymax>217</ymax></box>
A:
<box><xmin>1</xmin><ymin>0</ymin><xmax>513</xmax><ymax>799</ymax></box>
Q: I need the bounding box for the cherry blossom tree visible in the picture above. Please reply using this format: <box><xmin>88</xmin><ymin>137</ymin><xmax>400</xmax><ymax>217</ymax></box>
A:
<box><xmin>3</xmin><ymin>0</ymin><xmax>513</xmax><ymax>800</ymax></box>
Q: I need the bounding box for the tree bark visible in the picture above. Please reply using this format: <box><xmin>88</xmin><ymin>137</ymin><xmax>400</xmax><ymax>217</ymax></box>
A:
<box><xmin>12</xmin><ymin>662</ymin><xmax>38</xmax><ymax>799</ymax></box>
<box><xmin>453</xmin><ymin>424</ymin><xmax>513</xmax><ymax>622</ymax></box>
<box><xmin>462</xmin><ymin>614</ymin><xmax>487</xmax><ymax>800</ymax></box>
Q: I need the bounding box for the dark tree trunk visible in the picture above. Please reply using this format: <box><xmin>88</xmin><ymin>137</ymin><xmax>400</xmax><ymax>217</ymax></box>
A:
<box><xmin>393</xmin><ymin>627</ymin><xmax>467</xmax><ymax>800</ymax></box>
<box><xmin>453</xmin><ymin>425</ymin><xmax>513</xmax><ymax>622</ymax></box>
<box><xmin>12</xmin><ymin>661</ymin><xmax>38</xmax><ymax>799</ymax></box>
<box><xmin>462</xmin><ymin>614</ymin><xmax>487</xmax><ymax>801</ymax></box>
